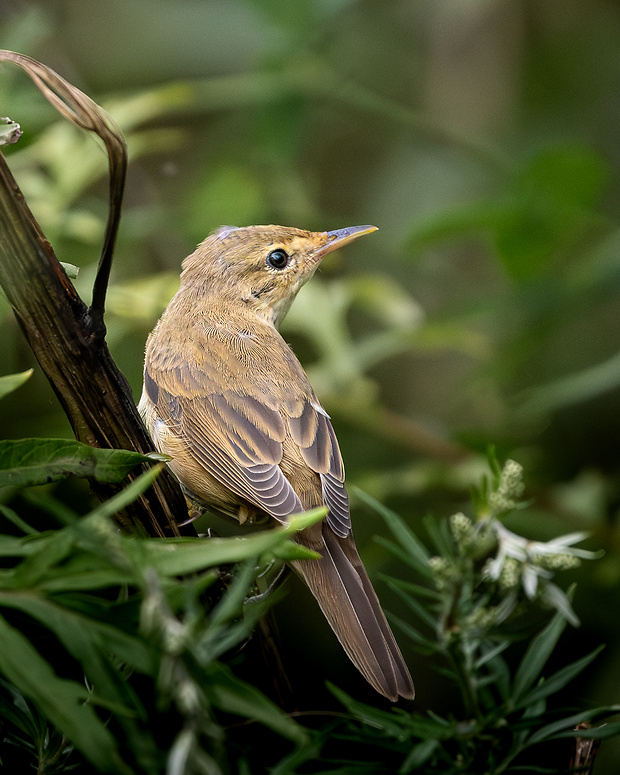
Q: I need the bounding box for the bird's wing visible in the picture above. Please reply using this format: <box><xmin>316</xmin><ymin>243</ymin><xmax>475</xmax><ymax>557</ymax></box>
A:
<box><xmin>144</xmin><ymin>342</ymin><xmax>351</xmax><ymax>535</ymax></box>
<box><xmin>286</xmin><ymin>397</ymin><xmax>350</xmax><ymax>537</ymax></box>
<box><xmin>144</xmin><ymin>366</ymin><xmax>301</xmax><ymax>522</ymax></box>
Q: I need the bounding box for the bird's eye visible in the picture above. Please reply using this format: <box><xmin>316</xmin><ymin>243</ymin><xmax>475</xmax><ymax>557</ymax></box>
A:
<box><xmin>266</xmin><ymin>249</ymin><xmax>290</xmax><ymax>270</ymax></box>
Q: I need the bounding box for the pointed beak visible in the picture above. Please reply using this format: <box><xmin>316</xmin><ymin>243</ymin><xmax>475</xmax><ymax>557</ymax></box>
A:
<box><xmin>314</xmin><ymin>224</ymin><xmax>378</xmax><ymax>261</ymax></box>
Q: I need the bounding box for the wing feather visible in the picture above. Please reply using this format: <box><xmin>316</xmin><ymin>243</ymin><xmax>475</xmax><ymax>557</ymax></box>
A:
<box><xmin>145</xmin><ymin>320</ymin><xmax>350</xmax><ymax>534</ymax></box>
<box><xmin>322</xmin><ymin>473</ymin><xmax>351</xmax><ymax>537</ymax></box>
<box><xmin>288</xmin><ymin>399</ymin><xmax>350</xmax><ymax>535</ymax></box>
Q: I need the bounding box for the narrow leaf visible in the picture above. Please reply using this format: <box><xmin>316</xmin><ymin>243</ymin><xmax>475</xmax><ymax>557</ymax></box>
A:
<box><xmin>512</xmin><ymin>608</ymin><xmax>568</xmax><ymax>703</ymax></box>
<box><xmin>384</xmin><ymin>578</ymin><xmax>438</xmax><ymax>629</ymax></box>
<box><xmin>0</xmin><ymin>613</ymin><xmax>131</xmax><ymax>773</ymax></box>
<box><xmin>528</xmin><ymin>705</ymin><xmax>620</xmax><ymax>745</ymax></box>
<box><xmin>516</xmin><ymin>645</ymin><xmax>605</xmax><ymax>709</ymax></box>
<box><xmin>0</xmin><ymin>369</ymin><xmax>32</xmax><ymax>400</ymax></box>
<box><xmin>0</xmin><ymin>503</ymin><xmax>38</xmax><ymax>535</ymax></box>
<box><xmin>207</xmin><ymin>662</ymin><xmax>307</xmax><ymax>745</ymax></box>
<box><xmin>400</xmin><ymin>739</ymin><xmax>440</xmax><ymax>773</ymax></box>
<box><xmin>140</xmin><ymin>529</ymin><xmax>315</xmax><ymax>578</ymax></box>
<box><xmin>557</xmin><ymin>721</ymin><xmax>620</xmax><ymax>740</ymax></box>
<box><xmin>353</xmin><ymin>488</ymin><xmax>431</xmax><ymax>575</ymax></box>
<box><xmin>328</xmin><ymin>683</ymin><xmax>410</xmax><ymax>738</ymax></box>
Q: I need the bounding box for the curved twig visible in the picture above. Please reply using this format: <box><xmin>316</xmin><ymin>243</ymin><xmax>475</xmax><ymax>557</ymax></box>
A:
<box><xmin>0</xmin><ymin>50</ymin><xmax>126</xmax><ymax>338</ymax></box>
<box><xmin>0</xmin><ymin>50</ymin><xmax>191</xmax><ymax>537</ymax></box>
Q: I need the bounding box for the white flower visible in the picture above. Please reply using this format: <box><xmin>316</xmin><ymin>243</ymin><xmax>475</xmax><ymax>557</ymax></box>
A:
<box><xmin>484</xmin><ymin>522</ymin><xmax>600</xmax><ymax>601</ymax></box>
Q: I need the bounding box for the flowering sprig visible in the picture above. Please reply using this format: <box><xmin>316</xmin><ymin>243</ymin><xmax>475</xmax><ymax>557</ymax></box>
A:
<box><xmin>428</xmin><ymin>458</ymin><xmax>601</xmax><ymax>628</ymax></box>
<box><xmin>357</xmin><ymin>459</ymin><xmax>615</xmax><ymax>774</ymax></box>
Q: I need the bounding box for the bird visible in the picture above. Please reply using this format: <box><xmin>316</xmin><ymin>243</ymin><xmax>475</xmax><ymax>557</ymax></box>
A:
<box><xmin>138</xmin><ymin>223</ymin><xmax>414</xmax><ymax>701</ymax></box>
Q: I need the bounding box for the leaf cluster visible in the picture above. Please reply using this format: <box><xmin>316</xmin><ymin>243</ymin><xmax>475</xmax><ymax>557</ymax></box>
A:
<box><xmin>0</xmin><ymin>416</ymin><xmax>315</xmax><ymax>774</ymax></box>
<box><xmin>316</xmin><ymin>489</ymin><xmax>620</xmax><ymax>774</ymax></box>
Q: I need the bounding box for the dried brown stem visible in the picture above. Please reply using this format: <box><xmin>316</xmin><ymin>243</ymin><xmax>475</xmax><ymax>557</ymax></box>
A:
<box><xmin>0</xmin><ymin>51</ymin><xmax>192</xmax><ymax>537</ymax></box>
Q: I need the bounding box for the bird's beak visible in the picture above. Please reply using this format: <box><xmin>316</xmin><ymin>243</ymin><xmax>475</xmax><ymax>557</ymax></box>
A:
<box><xmin>314</xmin><ymin>224</ymin><xmax>378</xmax><ymax>261</ymax></box>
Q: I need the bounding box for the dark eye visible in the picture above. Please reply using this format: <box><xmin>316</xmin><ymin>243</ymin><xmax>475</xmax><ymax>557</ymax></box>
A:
<box><xmin>266</xmin><ymin>248</ymin><xmax>290</xmax><ymax>270</ymax></box>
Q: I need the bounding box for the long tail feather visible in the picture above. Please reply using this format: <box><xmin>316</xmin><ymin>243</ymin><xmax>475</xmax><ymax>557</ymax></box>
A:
<box><xmin>292</xmin><ymin>522</ymin><xmax>414</xmax><ymax>701</ymax></box>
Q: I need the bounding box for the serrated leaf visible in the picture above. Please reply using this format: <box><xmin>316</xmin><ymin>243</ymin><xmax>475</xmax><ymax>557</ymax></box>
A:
<box><xmin>0</xmin><ymin>438</ymin><xmax>158</xmax><ymax>488</ymax></box>
<box><xmin>0</xmin><ymin>369</ymin><xmax>33</xmax><ymax>401</ymax></box>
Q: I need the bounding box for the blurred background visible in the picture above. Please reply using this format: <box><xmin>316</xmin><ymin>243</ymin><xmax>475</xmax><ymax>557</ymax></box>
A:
<box><xmin>2</xmin><ymin>0</ymin><xmax>620</xmax><ymax>768</ymax></box>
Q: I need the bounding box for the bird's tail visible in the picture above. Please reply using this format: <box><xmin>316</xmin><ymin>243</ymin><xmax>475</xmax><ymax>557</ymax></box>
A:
<box><xmin>292</xmin><ymin>522</ymin><xmax>414</xmax><ymax>701</ymax></box>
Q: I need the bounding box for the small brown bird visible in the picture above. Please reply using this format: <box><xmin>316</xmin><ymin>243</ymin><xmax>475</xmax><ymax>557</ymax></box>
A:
<box><xmin>138</xmin><ymin>224</ymin><xmax>414</xmax><ymax>701</ymax></box>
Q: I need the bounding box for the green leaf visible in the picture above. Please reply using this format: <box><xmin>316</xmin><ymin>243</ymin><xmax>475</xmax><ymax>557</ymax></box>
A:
<box><xmin>558</xmin><ymin>721</ymin><xmax>620</xmax><ymax>740</ymax></box>
<box><xmin>0</xmin><ymin>591</ymin><xmax>152</xmax><ymax>679</ymax></box>
<box><xmin>516</xmin><ymin>348</ymin><xmax>620</xmax><ymax>416</ymax></box>
<box><xmin>139</xmin><ymin>527</ymin><xmax>317</xmax><ymax>578</ymax></box>
<box><xmin>380</xmin><ymin>575</ymin><xmax>442</xmax><ymax>600</ymax></box>
<box><xmin>353</xmin><ymin>488</ymin><xmax>431</xmax><ymax>576</ymax></box>
<box><xmin>0</xmin><ymin>116</ymin><xmax>22</xmax><ymax>146</ymax></box>
<box><xmin>475</xmin><ymin>640</ymin><xmax>511</xmax><ymax>669</ymax></box>
<box><xmin>388</xmin><ymin>612</ymin><xmax>437</xmax><ymax>651</ymax></box>
<box><xmin>209</xmin><ymin>560</ymin><xmax>258</xmax><ymax>629</ymax></box>
<box><xmin>407</xmin><ymin>145</ymin><xmax>608</xmax><ymax>282</ymax></box>
<box><xmin>516</xmin><ymin>645</ymin><xmax>604</xmax><ymax>709</ymax></box>
<box><xmin>383</xmin><ymin>578</ymin><xmax>438</xmax><ymax>630</ymax></box>
<box><xmin>400</xmin><ymin>739</ymin><xmax>440</xmax><ymax>773</ymax></box>
<box><xmin>0</xmin><ymin>533</ymin><xmax>38</xmax><ymax>558</ymax></box>
<box><xmin>59</xmin><ymin>261</ymin><xmax>79</xmax><ymax>278</ymax></box>
<box><xmin>528</xmin><ymin>705</ymin><xmax>620</xmax><ymax>745</ymax></box>
<box><xmin>0</xmin><ymin>613</ymin><xmax>131</xmax><ymax>774</ymax></box>
<box><xmin>207</xmin><ymin>661</ymin><xmax>308</xmax><ymax>745</ymax></box>
<box><xmin>0</xmin><ymin>369</ymin><xmax>33</xmax><ymax>401</ymax></box>
<box><xmin>511</xmin><ymin>607</ymin><xmax>569</xmax><ymax>705</ymax></box>
<box><xmin>0</xmin><ymin>503</ymin><xmax>38</xmax><ymax>535</ymax></box>
<box><xmin>0</xmin><ymin>438</ymin><xmax>161</xmax><ymax>488</ymax></box>
<box><xmin>519</xmin><ymin>145</ymin><xmax>607</xmax><ymax>210</ymax></box>
<box><xmin>328</xmin><ymin>683</ymin><xmax>410</xmax><ymax>738</ymax></box>
<box><xmin>12</xmin><ymin>528</ymin><xmax>76</xmax><ymax>587</ymax></box>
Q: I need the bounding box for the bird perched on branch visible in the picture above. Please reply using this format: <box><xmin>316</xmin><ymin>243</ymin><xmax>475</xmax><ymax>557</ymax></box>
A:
<box><xmin>138</xmin><ymin>223</ymin><xmax>414</xmax><ymax>701</ymax></box>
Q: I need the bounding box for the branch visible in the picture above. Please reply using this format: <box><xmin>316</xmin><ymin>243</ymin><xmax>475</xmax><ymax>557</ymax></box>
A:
<box><xmin>0</xmin><ymin>50</ymin><xmax>192</xmax><ymax>537</ymax></box>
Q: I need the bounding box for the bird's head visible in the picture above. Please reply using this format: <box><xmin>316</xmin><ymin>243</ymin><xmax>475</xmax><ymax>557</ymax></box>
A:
<box><xmin>180</xmin><ymin>223</ymin><xmax>378</xmax><ymax>326</ymax></box>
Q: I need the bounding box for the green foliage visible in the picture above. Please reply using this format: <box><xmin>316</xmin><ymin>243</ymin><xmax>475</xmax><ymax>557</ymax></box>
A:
<box><xmin>289</xmin><ymin>461</ymin><xmax>618</xmax><ymax>774</ymax></box>
<box><xmin>0</xmin><ymin>434</ymin><xmax>316</xmax><ymax>773</ymax></box>
<box><xmin>0</xmin><ymin>411</ymin><xmax>616</xmax><ymax>773</ymax></box>
<box><xmin>0</xmin><ymin>438</ymin><xmax>167</xmax><ymax>488</ymax></box>
<box><xmin>408</xmin><ymin>145</ymin><xmax>608</xmax><ymax>281</ymax></box>
<box><xmin>0</xmin><ymin>370</ymin><xmax>32</xmax><ymax>401</ymax></box>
